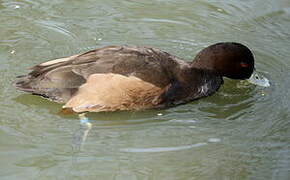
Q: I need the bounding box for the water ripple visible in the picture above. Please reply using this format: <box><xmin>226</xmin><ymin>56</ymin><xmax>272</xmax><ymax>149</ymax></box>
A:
<box><xmin>35</xmin><ymin>20</ymin><xmax>78</xmax><ymax>40</ymax></box>
<box><xmin>120</xmin><ymin>142</ymin><xmax>207</xmax><ymax>153</ymax></box>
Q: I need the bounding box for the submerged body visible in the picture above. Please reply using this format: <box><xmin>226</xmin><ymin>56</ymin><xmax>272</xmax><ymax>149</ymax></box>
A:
<box><xmin>14</xmin><ymin>43</ymin><xmax>263</xmax><ymax>112</ymax></box>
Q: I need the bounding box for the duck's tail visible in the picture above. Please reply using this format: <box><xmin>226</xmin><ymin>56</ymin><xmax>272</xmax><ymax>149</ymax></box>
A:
<box><xmin>13</xmin><ymin>75</ymin><xmax>35</xmax><ymax>93</ymax></box>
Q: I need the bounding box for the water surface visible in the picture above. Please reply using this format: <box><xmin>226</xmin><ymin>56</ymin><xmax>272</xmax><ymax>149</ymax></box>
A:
<box><xmin>1</xmin><ymin>0</ymin><xmax>290</xmax><ymax>179</ymax></box>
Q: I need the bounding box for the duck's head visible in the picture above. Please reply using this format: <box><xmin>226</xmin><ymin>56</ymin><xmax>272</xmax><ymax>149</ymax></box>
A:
<box><xmin>192</xmin><ymin>42</ymin><xmax>270</xmax><ymax>87</ymax></box>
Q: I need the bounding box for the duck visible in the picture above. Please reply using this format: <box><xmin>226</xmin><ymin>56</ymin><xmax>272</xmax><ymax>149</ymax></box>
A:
<box><xmin>14</xmin><ymin>42</ymin><xmax>269</xmax><ymax>113</ymax></box>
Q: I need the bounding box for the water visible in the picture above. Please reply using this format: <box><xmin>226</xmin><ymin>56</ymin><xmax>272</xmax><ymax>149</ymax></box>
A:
<box><xmin>1</xmin><ymin>0</ymin><xmax>290</xmax><ymax>179</ymax></box>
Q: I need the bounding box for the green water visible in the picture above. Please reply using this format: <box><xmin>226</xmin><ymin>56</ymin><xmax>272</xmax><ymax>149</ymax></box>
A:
<box><xmin>1</xmin><ymin>0</ymin><xmax>290</xmax><ymax>179</ymax></box>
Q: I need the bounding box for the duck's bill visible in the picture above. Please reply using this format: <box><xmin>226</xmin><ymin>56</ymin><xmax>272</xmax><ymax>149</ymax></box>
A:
<box><xmin>247</xmin><ymin>70</ymin><xmax>270</xmax><ymax>87</ymax></box>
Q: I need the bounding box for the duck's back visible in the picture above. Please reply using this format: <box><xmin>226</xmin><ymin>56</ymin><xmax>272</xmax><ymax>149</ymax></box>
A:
<box><xmin>14</xmin><ymin>46</ymin><xmax>184</xmax><ymax>104</ymax></box>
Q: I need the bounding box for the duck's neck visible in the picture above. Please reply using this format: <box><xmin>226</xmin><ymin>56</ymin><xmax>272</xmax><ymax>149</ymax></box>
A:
<box><xmin>190</xmin><ymin>55</ymin><xmax>216</xmax><ymax>73</ymax></box>
<box><xmin>157</xmin><ymin>65</ymin><xmax>223</xmax><ymax>106</ymax></box>
<box><xmin>177</xmin><ymin>64</ymin><xmax>218</xmax><ymax>85</ymax></box>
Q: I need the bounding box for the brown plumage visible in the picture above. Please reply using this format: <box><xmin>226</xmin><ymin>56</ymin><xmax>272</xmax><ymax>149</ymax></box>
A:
<box><xmin>15</xmin><ymin>46</ymin><xmax>181</xmax><ymax>103</ymax></box>
<box><xmin>63</xmin><ymin>73</ymin><xmax>163</xmax><ymax>112</ymax></box>
<box><xmin>14</xmin><ymin>43</ymin><xmax>257</xmax><ymax>112</ymax></box>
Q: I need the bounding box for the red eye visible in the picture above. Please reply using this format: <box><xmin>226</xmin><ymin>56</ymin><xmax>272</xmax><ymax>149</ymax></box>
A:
<box><xmin>240</xmin><ymin>62</ymin><xmax>248</xmax><ymax>68</ymax></box>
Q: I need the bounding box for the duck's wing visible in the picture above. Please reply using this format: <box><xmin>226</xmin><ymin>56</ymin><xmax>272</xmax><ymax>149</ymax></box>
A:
<box><xmin>14</xmin><ymin>53</ymin><xmax>86</xmax><ymax>103</ymax></box>
<box><xmin>14</xmin><ymin>46</ymin><xmax>178</xmax><ymax>103</ymax></box>
<box><xmin>63</xmin><ymin>73</ymin><xmax>163</xmax><ymax>112</ymax></box>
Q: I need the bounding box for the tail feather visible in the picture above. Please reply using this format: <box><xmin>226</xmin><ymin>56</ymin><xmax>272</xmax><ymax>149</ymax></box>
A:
<box><xmin>13</xmin><ymin>75</ymin><xmax>35</xmax><ymax>92</ymax></box>
<box><xmin>14</xmin><ymin>75</ymin><xmax>79</xmax><ymax>103</ymax></box>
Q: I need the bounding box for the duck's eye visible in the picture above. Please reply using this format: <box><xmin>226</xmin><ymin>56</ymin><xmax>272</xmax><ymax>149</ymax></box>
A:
<box><xmin>240</xmin><ymin>62</ymin><xmax>248</xmax><ymax>68</ymax></box>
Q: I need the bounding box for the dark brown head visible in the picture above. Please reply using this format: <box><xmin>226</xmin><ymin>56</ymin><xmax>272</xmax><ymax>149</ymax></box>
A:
<box><xmin>191</xmin><ymin>42</ymin><xmax>254</xmax><ymax>79</ymax></box>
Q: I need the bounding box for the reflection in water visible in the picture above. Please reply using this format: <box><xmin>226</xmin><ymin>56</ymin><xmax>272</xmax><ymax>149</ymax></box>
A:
<box><xmin>198</xmin><ymin>80</ymin><xmax>256</xmax><ymax>119</ymax></box>
<box><xmin>72</xmin><ymin>114</ymin><xmax>92</xmax><ymax>152</ymax></box>
<box><xmin>13</xmin><ymin>94</ymin><xmax>62</xmax><ymax>115</ymax></box>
